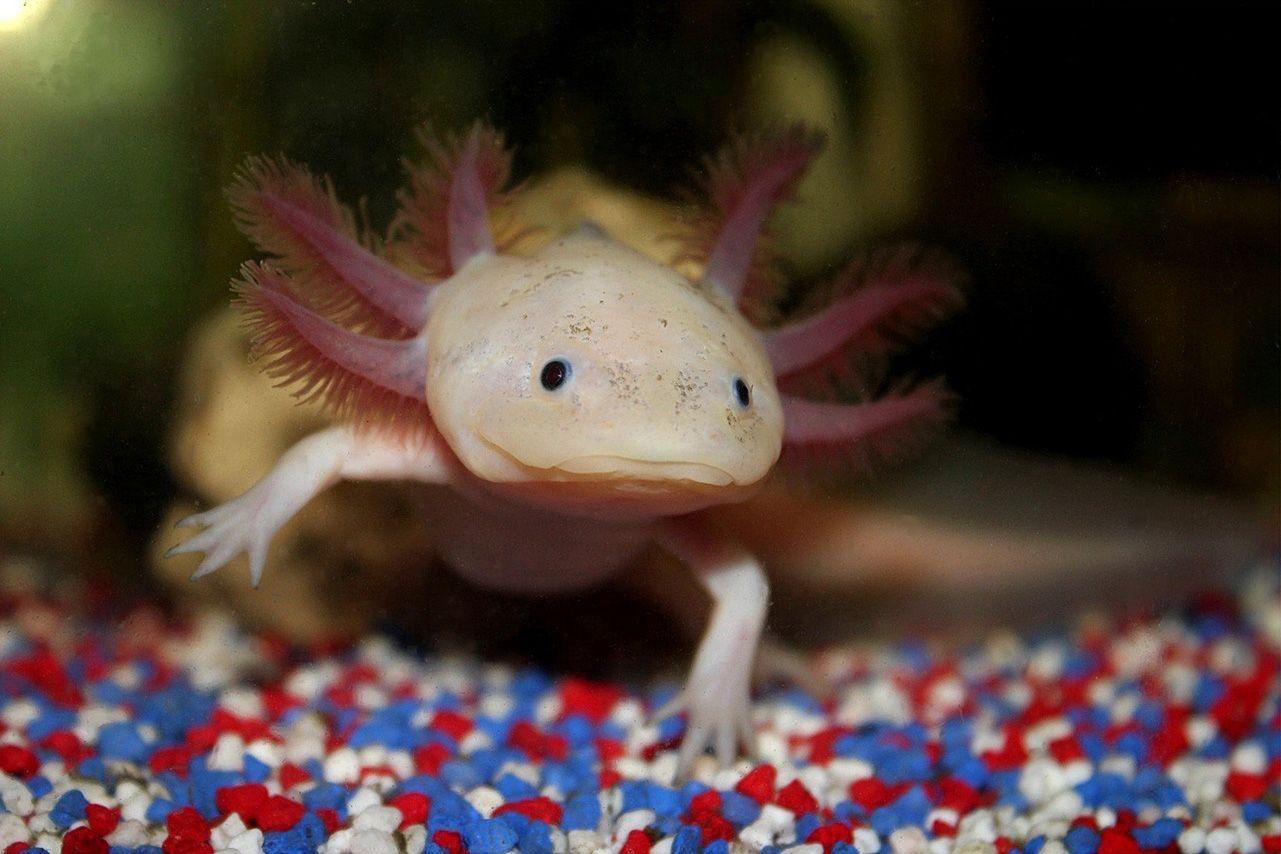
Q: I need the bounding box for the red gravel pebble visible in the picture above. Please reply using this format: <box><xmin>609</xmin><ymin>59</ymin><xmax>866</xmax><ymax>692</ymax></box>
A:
<box><xmin>776</xmin><ymin>778</ymin><xmax>819</xmax><ymax>815</ymax></box>
<box><xmin>494</xmin><ymin>795</ymin><xmax>564</xmax><ymax>825</ymax></box>
<box><xmin>620</xmin><ymin>828</ymin><xmax>653</xmax><ymax>854</ymax></box>
<box><xmin>149</xmin><ymin>745</ymin><xmax>192</xmax><ymax>777</ymax></box>
<box><xmin>849</xmin><ymin>777</ymin><xmax>903</xmax><ymax>812</ymax></box>
<box><xmin>1225</xmin><ymin>770</ymin><xmax>1268</xmax><ymax>802</ymax></box>
<box><xmin>0</xmin><ymin>744</ymin><xmax>39</xmax><ymax>778</ymax></box>
<box><xmin>413</xmin><ymin>741</ymin><xmax>451</xmax><ymax>774</ymax></box>
<box><xmin>559</xmin><ymin>677</ymin><xmax>624</xmax><ymax>723</ymax></box>
<box><xmin>433</xmin><ymin>829</ymin><xmax>466</xmax><ymax>854</ymax></box>
<box><xmin>85</xmin><ymin>802</ymin><xmax>122</xmax><ymax>836</ymax></box>
<box><xmin>690</xmin><ymin>810</ymin><xmax>736</xmax><ymax>844</ymax></box>
<box><xmin>686</xmin><ymin>789</ymin><xmax>722</xmax><ymax>817</ymax></box>
<box><xmin>257</xmin><ymin>794</ymin><xmax>306</xmax><ymax>831</ymax></box>
<box><xmin>62</xmin><ymin>826</ymin><xmax>110</xmax><ymax>854</ymax></box>
<box><xmin>807</xmin><ymin>821</ymin><xmax>854</xmax><ymax>852</ymax></box>
<box><xmin>735</xmin><ymin>764</ymin><xmax>777</xmax><ymax>803</ymax></box>
<box><xmin>316</xmin><ymin>808</ymin><xmax>342</xmax><ymax>834</ymax></box>
<box><xmin>390</xmin><ymin>791</ymin><xmax>431</xmax><ymax>828</ymax></box>
<box><xmin>166</xmin><ymin>806</ymin><xmax>211</xmax><ymax>842</ymax></box>
<box><xmin>429</xmin><ymin>709</ymin><xmax>472</xmax><ymax>740</ymax></box>
<box><xmin>1098</xmin><ymin>827</ymin><xmax>1142</xmax><ymax>854</ymax></box>
<box><xmin>42</xmin><ymin>729</ymin><xmax>91</xmax><ymax>766</ymax></box>
<box><xmin>509</xmin><ymin>720</ymin><xmax>568</xmax><ymax>760</ymax></box>
<box><xmin>164</xmin><ymin>806</ymin><xmax>214</xmax><ymax>854</ymax></box>
<box><xmin>216</xmin><ymin>782</ymin><xmax>269</xmax><ymax>821</ymax></box>
<box><xmin>279</xmin><ymin>761</ymin><xmax>311</xmax><ymax>789</ymax></box>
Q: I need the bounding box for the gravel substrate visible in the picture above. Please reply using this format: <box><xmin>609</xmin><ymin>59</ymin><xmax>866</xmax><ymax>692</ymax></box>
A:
<box><xmin>0</xmin><ymin>563</ymin><xmax>1278</xmax><ymax>854</ymax></box>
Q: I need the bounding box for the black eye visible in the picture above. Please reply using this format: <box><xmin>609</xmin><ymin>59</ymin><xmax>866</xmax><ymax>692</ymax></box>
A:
<box><xmin>540</xmin><ymin>359</ymin><xmax>571</xmax><ymax>391</ymax></box>
<box><xmin>733</xmin><ymin>376</ymin><xmax>751</xmax><ymax>408</ymax></box>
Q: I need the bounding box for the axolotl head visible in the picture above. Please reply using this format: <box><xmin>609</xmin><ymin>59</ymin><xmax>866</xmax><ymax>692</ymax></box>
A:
<box><xmin>425</xmin><ymin>227</ymin><xmax>784</xmax><ymax>517</ymax></box>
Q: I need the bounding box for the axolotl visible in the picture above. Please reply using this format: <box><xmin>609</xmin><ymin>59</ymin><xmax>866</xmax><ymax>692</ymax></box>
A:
<box><xmin>167</xmin><ymin>123</ymin><xmax>958</xmax><ymax>771</ymax></box>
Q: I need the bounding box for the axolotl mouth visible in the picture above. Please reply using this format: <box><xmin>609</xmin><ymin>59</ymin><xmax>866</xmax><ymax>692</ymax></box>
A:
<box><xmin>553</xmin><ymin>454</ymin><xmax>735</xmax><ymax>487</ymax></box>
<box><xmin>475</xmin><ymin>431</ymin><xmax>736</xmax><ymax>489</ymax></box>
<box><xmin>468</xmin><ymin>431</ymin><xmax>748</xmax><ymax>518</ymax></box>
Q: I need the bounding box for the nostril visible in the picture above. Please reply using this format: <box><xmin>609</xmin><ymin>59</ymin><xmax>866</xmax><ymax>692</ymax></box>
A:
<box><xmin>732</xmin><ymin>376</ymin><xmax>751</xmax><ymax>408</ymax></box>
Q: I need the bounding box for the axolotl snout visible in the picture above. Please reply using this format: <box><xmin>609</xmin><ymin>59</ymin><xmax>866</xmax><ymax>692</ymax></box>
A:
<box><xmin>167</xmin><ymin>124</ymin><xmax>959</xmax><ymax>771</ymax></box>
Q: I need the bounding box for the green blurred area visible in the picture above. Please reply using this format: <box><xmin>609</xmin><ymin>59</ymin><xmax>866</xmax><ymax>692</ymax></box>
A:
<box><xmin>1</xmin><ymin>1</ymin><xmax>197</xmax><ymax>535</ymax></box>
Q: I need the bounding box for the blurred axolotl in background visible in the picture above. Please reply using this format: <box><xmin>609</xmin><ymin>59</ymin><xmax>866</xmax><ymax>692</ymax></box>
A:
<box><xmin>166</xmin><ymin>123</ymin><xmax>962</xmax><ymax>770</ymax></box>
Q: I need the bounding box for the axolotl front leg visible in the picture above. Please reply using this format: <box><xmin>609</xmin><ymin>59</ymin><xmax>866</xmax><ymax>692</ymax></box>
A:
<box><xmin>652</xmin><ymin>517</ymin><xmax>769</xmax><ymax>772</ymax></box>
<box><xmin>167</xmin><ymin>426</ymin><xmax>452</xmax><ymax>584</ymax></box>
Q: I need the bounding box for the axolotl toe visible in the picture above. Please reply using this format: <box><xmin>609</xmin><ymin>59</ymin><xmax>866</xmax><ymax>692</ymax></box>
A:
<box><xmin>167</xmin><ymin>123</ymin><xmax>960</xmax><ymax>773</ymax></box>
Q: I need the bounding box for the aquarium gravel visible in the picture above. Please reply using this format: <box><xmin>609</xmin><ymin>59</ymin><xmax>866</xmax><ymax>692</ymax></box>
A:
<box><xmin>0</xmin><ymin>566</ymin><xmax>1278</xmax><ymax>854</ymax></box>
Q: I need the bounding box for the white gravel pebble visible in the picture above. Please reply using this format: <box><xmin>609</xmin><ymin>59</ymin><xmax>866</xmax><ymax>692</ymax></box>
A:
<box><xmin>853</xmin><ymin>826</ymin><xmax>883</xmax><ymax>854</ymax></box>
<box><xmin>107</xmin><ymin>819</ymin><xmax>151</xmax><ymax>847</ymax></box>
<box><xmin>0</xmin><ymin>774</ymin><xmax>34</xmax><ymax>816</ymax></box>
<box><xmin>403</xmin><ymin>825</ymin><xmax>428</xmax><ymax>854</ymax></box>
<box><xmin>207</xmin><ymin>731</ymin><xmax>248</xmax><ymax>771</ymax></box>
<box><xmin>225</xmin><ymin>827</ymin><xmax>265</xmax><ymax>854</ymax></box>
<box><xmin>890</xmin><ymin>826</ymin><xmax>930</xmax><ymax>854</ymax></box>
<box><xmin>324</xmin><ymin>746</ymin><xmax>361</xmax><ymax>784</ymax></box>
<box><xmin>350</xmin><ymin>828</ymin><xmax>399</xmax><ymax>854</ymax></box>
<box><xmin>346</xmin><ymin>785</ymin><xmax>383</xmax><ymax>817</ymax></box>
<box><xmin>1173</xmin><ymin>829</ymin><xmax>1204</xmax><ymax>854</ymax></box>
<box><xmin>567</xmin><ymin>829</ymin><xmax>604</xmax><ymax>853</ymax></box>
<box><xmin>0</xmin><ymin>813</ymin><xmax>30</xmax><ymax>849</ymax></box>
<box><xmin>465</xmin><ymin>784</ymin><xmax>505</xmax><ymax>818</ymax></box>
<box><xmin>353</xmin><ymin>804</ymin><xmax>403</xmax><ymax>833</ymax></box>
<box><xmin>211</xmin><ymin>813</ymin><xmax>249</xmax><ymax>849</ymax></box>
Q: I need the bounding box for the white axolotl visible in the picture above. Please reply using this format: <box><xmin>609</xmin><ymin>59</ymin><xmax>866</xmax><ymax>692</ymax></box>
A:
<box><xmin>167</xmin><ymin>123</ymin><xmax>958</xmax><ymax>771</ymax></box>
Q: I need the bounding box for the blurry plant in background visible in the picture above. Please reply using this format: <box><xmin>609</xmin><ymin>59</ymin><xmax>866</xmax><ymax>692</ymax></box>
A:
<box><xmin>0</xmin><ymin>0</ymin><xmax>1276</xmax><ymax>571</ymax></box>
<box><xmin>0</xmin><ymin>1</ymin><xmax>196</xmax><ymax>549</ymax></box>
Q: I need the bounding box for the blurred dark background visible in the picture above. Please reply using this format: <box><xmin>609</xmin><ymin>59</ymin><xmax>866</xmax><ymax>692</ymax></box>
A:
<box><xmin>0</xmin><ymin>0</ymin><xmax>1276</xmax><ymax>565</ymax></box>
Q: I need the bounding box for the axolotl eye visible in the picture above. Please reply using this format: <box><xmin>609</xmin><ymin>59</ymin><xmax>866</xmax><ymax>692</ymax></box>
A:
<box><xmin>539</xmin><ymin>358</ymin><xmax>572</xmax><ymax>391</ymax></box>
<box><xmin>732</xmin><ymin>376</ymin><xmax>751</xmax><ymax>409</ymax></box>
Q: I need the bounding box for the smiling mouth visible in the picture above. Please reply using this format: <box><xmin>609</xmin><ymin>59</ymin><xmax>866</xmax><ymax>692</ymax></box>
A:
<box><xmin>476</xmin><ymin>434</ymin><xmax>736</xmax><ymax>488</ymax></box>
<box><xmin>553</xmin><ymin>455</ymin><xmax>735</xmax><ymax>487</ymax></box>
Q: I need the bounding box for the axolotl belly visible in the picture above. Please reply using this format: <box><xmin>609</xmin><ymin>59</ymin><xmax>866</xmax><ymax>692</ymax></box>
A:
<box><xmin>167</xmin><ymin>123</ymin><xmax>958</xmax><ymax>771</ymax></box>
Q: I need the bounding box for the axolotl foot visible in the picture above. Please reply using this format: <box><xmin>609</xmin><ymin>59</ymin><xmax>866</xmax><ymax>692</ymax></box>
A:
<box><xmin>654</xmin><ymin>649</ymin><xmax>759</xmax><ymax>773</ymax></box>
<box><xmin>165</xmin><ymin>481</ymin><xmax>284</xmax><ymax>588</ymax></box>
<box><xmin>657</xmin><ymin>520</ymin><xmax>771</xmax><ymax>776</ymax></box>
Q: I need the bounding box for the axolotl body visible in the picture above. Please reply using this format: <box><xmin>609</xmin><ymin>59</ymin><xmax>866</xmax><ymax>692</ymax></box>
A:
<box><xmin>168</xmin><ymin>124</ymin><xmax>958</xmax><ymax>770</ymax></box>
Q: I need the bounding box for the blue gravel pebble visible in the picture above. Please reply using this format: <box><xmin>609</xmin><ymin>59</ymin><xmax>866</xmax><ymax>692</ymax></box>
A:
<box><xmin>672</xmin><ymin>825</ymin><xmax>701</xmax><ymax>854</ymax></box>
<box><xmin>464</xmin><ymin>817</ymin><xmax>520</xmax><ymax>854</ymax></box>
<box><xmin>520</xmin><ymin>820</ymin><xmax>554</xmax><ymax>854</ymax></box>
<box><xmin>145</xmin><ymin>799</ymin><xmax>179</xmax><ymax>823</ymax></box>
<box><xmin>719</xmin><ymin>789</ymin><xmax>760</xmax><ymax>826</ymax></box>
<box><xmin>647</xmin><ymin>782</ymin><xmax>681</xmax><ymax>818</ymax></box>
<box><xmin>26</xmin><ymin>775</ymin><xmax>52</xmax><ymax>798</ymax></box>
<box><xmin>50</xmin><ymin>788</ymin><xmax>89</xmax><ymax>828</ymax></box>
<box><xmin>97</xmin><ymin>721</ymin><xmax>150</xmax><ymax>762</ymax></box>
<box><xmin>562</xmin><ymin>793</ymin><xmax>602</xmax><ymax>830</ymax></box>
<box><xmin>1065</xmin><ymin>824</ymin><xmax>1101</xmax><ymax>854</ymax></box>
<box><xmin>1133</xmin><ymin>818</ymin><xmax>1183</xmax><ymax>849</ymax></box>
